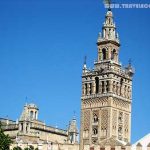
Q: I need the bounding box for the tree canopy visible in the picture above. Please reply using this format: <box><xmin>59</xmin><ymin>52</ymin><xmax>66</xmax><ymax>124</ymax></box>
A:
<box><xmin>0</xmin><ymin>121</ymin><xmax>13</xmax><ymax>150</ymax></box>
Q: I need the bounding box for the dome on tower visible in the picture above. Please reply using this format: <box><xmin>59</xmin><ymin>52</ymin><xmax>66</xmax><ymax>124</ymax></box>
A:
<box><xmin>106</xmin><ymin>10</ymin><xmax>113</xmax><ymax>17</ymax></box>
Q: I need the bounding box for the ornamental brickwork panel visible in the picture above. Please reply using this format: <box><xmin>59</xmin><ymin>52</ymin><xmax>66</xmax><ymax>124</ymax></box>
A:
<box><xmin>101</xmin><ymin>109</ymin><xmax>108</xmax><ymax>137</ymax></box>
<box><xmin>124</xmin><ymin>113</ymin><xmax>129</xmax><ymax>138</ymax></box>
<box><xmin>112</xmin><ymin>110</ymin><xmax>117</xmax><ymax>135</ymax></box>
<box><xmin>83</xmin><ymin>110</ymin><xmax>90</xmax><ymax>130</ymax></box>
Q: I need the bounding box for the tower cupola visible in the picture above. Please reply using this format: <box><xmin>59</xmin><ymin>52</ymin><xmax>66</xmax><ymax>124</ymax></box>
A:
<box><xmin>97</xmin><ymin>10</ymin><xmax>119</xmax><ymax>43</ymax></box>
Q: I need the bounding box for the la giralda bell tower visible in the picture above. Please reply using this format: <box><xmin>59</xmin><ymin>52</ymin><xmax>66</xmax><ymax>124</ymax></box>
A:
<box><xmin>80</xmin><ymin>9</ymin><xmax>134</xmax><ymax>149</ymax></box>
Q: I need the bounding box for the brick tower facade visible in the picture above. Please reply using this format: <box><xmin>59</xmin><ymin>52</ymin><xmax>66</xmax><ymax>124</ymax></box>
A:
<box><xmin>80</xmin><ymin>9</ymin><xmax>134</xmax><ymax>150</ymax></box>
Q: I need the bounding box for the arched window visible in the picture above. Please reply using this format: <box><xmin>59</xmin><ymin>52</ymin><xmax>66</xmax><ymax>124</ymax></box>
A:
<box><xmin>95</xmin><ymin>77</ymin><xmax>99</xmax><ymax>94</ymax></box>
<box><xmin>118</xmin><ymin>112</ymin><xmax>123</xmax><ymax>123</ymax></box>
<box><xmin>102</xmin><ymin>81</ymin><xmax>105</xmax><ymax>93</ymax></box>
<box><xmin>93</xmin><ymin>128</ymin><xmax>98</xmax><ymax>135</ymax></box>
<box><xmin>90</xmin><ymin>83</ymin><xmax>92</xmax><ymax>95</ymax></box>
<box><xmin>102</xmin><ymin>48</ymin><xmax>107</xmax><ymax>60</ymax></box>
<box><xmin>85</xmin><ymin>83</ymin><xmax>87</xmax><ymax>95</ymax></box>
<box><xmin>21</xmin><ymin>123</ymin><xmax>23</xmax><ymax>131</ymax></box>
<box><xmin>118</xmin><ymin>126</ymin><xmax>122</xmax><ymax>135</ymax></box>
<box><xmin>111</xmin><ymin>49</ymin><xmax>116</xmax><ymax>60</ymax></box>
<box><xmin>93</xmin><ymin>114</ymin><xmax>98</xmax><ymax>123</ymax></box>
<box><xmin>106</xmin><ymin>80</ymin><xmax>109</xmax><ymax>92</ymax></box>
<box><xmin>26</xmin><ymin>123</ymin><xmax>28</xmax><ymax>133</ymax></box>
<box><xmin>30</xmin><ymin>111</ymin><xmax>34</xmax><ymax>119</ymax></box>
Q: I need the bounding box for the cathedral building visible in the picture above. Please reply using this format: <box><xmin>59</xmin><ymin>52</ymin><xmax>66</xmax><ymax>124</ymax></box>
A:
<box><xmin>3</xmin><ymin>7</ymin><xmax>149</xmax><ymax>150</ymax></box>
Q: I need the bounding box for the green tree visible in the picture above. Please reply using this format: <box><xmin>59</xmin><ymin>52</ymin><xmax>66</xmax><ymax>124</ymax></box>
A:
<box><xmin>0</xmin><ymin>122</ymin><xmax>13</xmax><ymax>150</ymax></box>
<box><xmin>24</xmin><ymin>145</ymin><xmax>34</xmax><ymax>150</ymax></box>
<box><xmin>24</xmin><ymin>148</ymin><xmax>29</xmax><ymax>150</ymax></box>
<box><xmin>13</xmin><ymin>146</ymin><xmax>22</xmax><ymax>150</ymax></box>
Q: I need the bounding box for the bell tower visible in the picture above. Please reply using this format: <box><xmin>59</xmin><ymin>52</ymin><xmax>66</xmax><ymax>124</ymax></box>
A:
<box><xmin>80</xmin><ymin>9</ymin><xmax>134</xmax><ymax>150</ymax></box>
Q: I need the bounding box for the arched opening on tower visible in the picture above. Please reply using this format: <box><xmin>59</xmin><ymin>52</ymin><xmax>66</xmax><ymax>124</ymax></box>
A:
<box><xmin>106</xmin><ymin>80</ymin><xmax>109</xmax><ymax>92</ymax></box>
<box><xmin>90</xmin><ymin>83</ymin><xmax>92</xmax><ymax>95</ymax></box>
<box><xmin>118</xmin><ymin>126</ymin><xmax>123</xmax><ymax>139</ymax></box>
<box><xmin>93</xmin><ymin>128</ymin><xmax>98</xmax><ymax>135</ymax></box>
<box><xmin>85</xmin><ymin>83</ymin><xmax>87</xmax><ymax>95</ymax></box>
<box><xmin>120</xmin><ymin>78</ymin><xmax>123</xmax><ymax>96</ymax></box>
<box><xmin>26</xmin><ymin>123</ymin><xmax>28</xmax><ymax>133</ymax></box>
<box><xmin>21</xmin><ymin>123</ymin><xmax>23</xmax><ymax>132</ymax></box>
<box><xmin>93</xmin><ymin>114</ymin><xmax>98</xmax><ymax>123</ymax></box>
<box><xmin>30</xmin><ymin>111</ymin><xmax>34</xmax><ymax>120</ymax></box>
<box><xmin>102</xmin><ymin>48</ymin><xmax>107</xmax><ymax>60</ymax></box>
<box><xmin>102</xmin><ymin>81</ymin><xmax>105</xmax><ymax>93</ymax></box>
<box><xmin>111</xmin><ymin>49</ymin><xmax>116</xmax><ymax>60</ymax></box>
<box><xmin>95</xmin><ymin>77</ymin><xmax>99</xmax><ymax>94</ymax></box>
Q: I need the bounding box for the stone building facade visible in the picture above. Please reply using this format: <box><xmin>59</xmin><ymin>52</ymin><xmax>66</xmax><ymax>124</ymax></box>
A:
<box><xmin>0</xmin><ymin>103</ymin><xmax>79</xmax><ymax>150</ymax></box>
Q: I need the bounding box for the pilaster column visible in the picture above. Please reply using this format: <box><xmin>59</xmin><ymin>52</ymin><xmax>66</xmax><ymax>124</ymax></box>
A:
<box><xmin>109</xmin><ymin>80</ymin><xmax>113</xmax><ymax>93</ymax></box>
<box><xmin>108</xmin><ymin>47</ymin><xmax>111</xmax><ymax>60</ymax></box>
<box><xmin>92</xmin><ymin>82</ymin><xmax>95</xmax><ymax>94</ymax></box>
<box><xmin>89</xmin><ymin>110</ymin><xmax>92</xmax><ymax>146</ymax></box>
<box><xmin>99</xmin><ymin>81</ymin><xmax>102</xmax><ymax>94</ymax></box>
<box><xmin>23</xmin><ymin>122</ymin><xmax>26</xmax><ymax>134</ymax></box>
<box><xmin>118</xmin><ymin>84</ymin><xmax>120</xmax><ymax>96</ymax></box>
<box><xmin>113</xmin><ymin>81</ymin><xmax>116</xmax><ymax>94</ymax></box>
<box><xmin>99</xmin><ymin>51</ymin><xmax>102</xmax><ymax>61</ymax></box>
<box><xmin>82</xmin><ymin>84</ymin><xmax>85</xmax><ymax>96</ymax></box>
<box><xmin>129</xmin><ymin>87</ymin><xmax>132</xmax><ymax>99</ymax></box>
<box><xmin>104</xmin><ymin>81</ymin><xmax>107</xmax><ymax>93</ymax></box>
<box><xmin>87</xmin><ymin>83</ymin><xmax>90</xmax><ymax>95</ymax></box>
<box><xmin>121</xmin><ymin>84</ymin><xmax>124</xmax><ymax>97</ymax></box>
<box><xmin>79</xmin><ymin>110</ymin><xmax>84</xmax><ymax>150</ymax></box>
<box><xmin>33</xmin><ymin>111</ymin><xmax>35</xmax><ymax>120</ymax></box>
<box><xmin>127</xmin><ymin>86</ymin><xmax>129</xmax><ymax>99</ymax></box>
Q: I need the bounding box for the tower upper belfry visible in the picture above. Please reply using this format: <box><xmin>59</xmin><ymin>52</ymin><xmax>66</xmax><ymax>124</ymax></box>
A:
<box><xmin>97</xmin><ymin>10</ymin><xmax>119</xmax><ymax>44</ymax></box>
<box><xmin>96</xmin><ymin>10</ymin><xmax>120</xmax><ymax>65</ymax></box>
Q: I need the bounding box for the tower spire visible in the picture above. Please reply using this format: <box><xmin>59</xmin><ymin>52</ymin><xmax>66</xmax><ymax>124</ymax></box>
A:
<box><xmin>97</xmin><ymin>8</ymin><xmax>119</xmax><ymax>44</ymax></box>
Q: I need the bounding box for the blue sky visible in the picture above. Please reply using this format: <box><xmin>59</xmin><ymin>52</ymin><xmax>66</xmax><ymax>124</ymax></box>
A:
<box><xmin>0</xmin><ymin>0</ymin><xmax>150</xmax><ymax>144</ymax></box>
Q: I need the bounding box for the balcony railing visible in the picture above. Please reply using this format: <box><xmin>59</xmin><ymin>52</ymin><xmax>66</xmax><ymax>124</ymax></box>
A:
<box><xmin>30</xmin><ymin>122</ymin><xmax>67</xmax><ymax>136</ymax></box>
<box><xmin>2</xmin><ymin>124</ymin><xmax>19</xmax><ymax>130</ymax></box>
